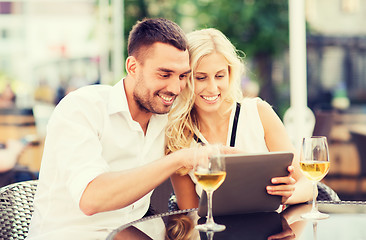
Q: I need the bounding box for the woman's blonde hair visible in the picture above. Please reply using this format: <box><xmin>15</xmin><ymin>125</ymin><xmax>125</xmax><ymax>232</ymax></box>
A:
<box><xmin>165</xmin><ymin>214</ymin><xmax>194</xmax><ymax>240</ymax></box>
<box><xmin>166</xmin><ymin>28</ymin><xmax>245</xmax><ymax>157</ymax></box>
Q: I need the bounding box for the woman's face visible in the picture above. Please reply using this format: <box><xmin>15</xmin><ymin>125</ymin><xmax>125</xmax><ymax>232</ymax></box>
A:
<box><xmin>193</xmin><ymin>52</ymin><xmax>230</xmax><ymax>114</ymax></box>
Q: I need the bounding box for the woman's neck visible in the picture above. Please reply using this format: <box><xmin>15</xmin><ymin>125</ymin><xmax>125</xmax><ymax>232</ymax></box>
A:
<box><xmin>196</xmin><ymin>101</ymin><xmax>234</xmax><ymax>145</ymax></box>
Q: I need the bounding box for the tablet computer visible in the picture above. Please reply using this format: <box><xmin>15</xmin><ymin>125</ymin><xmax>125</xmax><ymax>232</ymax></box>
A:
<box><xmin>198</xmin><ymin>151</ymin><xmax>294</xmax><ymax>217</ymax></box>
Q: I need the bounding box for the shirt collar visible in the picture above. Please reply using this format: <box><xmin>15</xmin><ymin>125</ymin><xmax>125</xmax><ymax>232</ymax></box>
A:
<box><xmin>108</xmin><ymin>78</ymin><xmax>129</xmax><ymax>115</ymax></box>
<box><xmin>107</xmin><ymin>78</ymin><xmax>168</xmax><ymax>128</ymax></box>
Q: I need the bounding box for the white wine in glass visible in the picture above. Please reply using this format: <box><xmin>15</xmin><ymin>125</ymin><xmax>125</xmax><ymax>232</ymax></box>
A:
<box><xmin>300</xmin><ymin>136</ymin><xmax>330</xmax><ymax>220</ymax></box>
<box><xmin>194</xmin><ymin>171</ymin><xmax>226</xmax><ymax>192</ymax></box>
<box><xmin>194</xmin><ymin>144</ymin><xmax>226</xmax><ymax>232</ymax></box>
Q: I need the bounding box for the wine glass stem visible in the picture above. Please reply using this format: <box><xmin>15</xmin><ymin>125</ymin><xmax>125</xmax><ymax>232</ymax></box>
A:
<box><xmin>206</xmin><ymin>190</ymin><xmax>215</xmax><ymax>225</ymax></box>
<box><xmin>311</xmin><ymin>181</ymin><xmax>318</xmax><ymax>213</ymax></box>
<box><xmin>206</xmin><ymin>231</ymin><xmax>214</xmax><ymax>240</ymax></box>
<box><xmin>313</xmin><ymin>221</ymin><xmax>318</xmax><ymax>240</ymax></box>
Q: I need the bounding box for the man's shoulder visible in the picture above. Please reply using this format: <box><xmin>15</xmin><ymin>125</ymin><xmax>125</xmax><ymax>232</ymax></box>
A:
<box><xmin>54</xmin><ymin>84</ymin><xmax>113</xmax><ymax>116</ymax></box>
<box><xmin>72</xmin><ymin>84</ymin><xmax>112</xmax><ymax>97</ymax></box>
<box><xmin>62</xmin><ymin>84</ymin><xmax>112</xmax><ymax>104</ymax></box>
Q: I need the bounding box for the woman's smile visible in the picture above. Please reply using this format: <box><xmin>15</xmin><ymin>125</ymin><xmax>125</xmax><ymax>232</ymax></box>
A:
<box><xmin>200</xmin><ymin>94</ymin><xmax>220</xmax><ymax>103</ymax></box>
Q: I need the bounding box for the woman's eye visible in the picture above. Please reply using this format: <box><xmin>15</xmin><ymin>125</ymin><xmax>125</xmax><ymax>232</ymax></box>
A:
<box><xmin>195</xmin><ymin>76</ymin><xmax>206</xmax><ymax>80</ymax></box>
<box><xmin>216</xmin><ymin>75</ymin><xmax>224</xmax><ymax>79</ymax></box>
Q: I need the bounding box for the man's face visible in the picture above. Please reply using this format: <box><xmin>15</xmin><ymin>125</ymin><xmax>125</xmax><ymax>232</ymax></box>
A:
<box><xmin>133</xmin><ymin>42</ymin><xmax>190</xmax><ymax>114</ymax></box>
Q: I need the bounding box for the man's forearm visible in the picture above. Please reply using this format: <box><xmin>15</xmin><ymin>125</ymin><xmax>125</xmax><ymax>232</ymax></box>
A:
<box><xmin>79</xmin><ymin>153</ymin><xmax>182</xmax><ymax>215</ymax></box>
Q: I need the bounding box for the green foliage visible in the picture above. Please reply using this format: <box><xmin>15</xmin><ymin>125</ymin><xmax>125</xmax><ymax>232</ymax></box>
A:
<box><xmin>124</xmin><ymin>0</ymin><xmax>181</xmax><ymax>53</ymax></box>
<box><xmin>193</xmin><ymin>0</ymin><xmax>289</xmax><ymax>59</ymax></box>
<box><xmin>123</xmin><ymin>0</ymin><xmax>289</xmax><ymax>61</ymax></box>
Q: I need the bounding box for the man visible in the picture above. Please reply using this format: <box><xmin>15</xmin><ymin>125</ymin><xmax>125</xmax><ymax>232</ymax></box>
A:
<box><xmin>27</xmin><ymin>18</ymin><xmax>194</xmax><ymax>239</ymax></box>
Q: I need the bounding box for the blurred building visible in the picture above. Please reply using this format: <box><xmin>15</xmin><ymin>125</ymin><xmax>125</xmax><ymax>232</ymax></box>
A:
<box><xmin>0</xmin><ymin>0</ymin><xmax>101</xmax><ymax>107</ymax></box>
<box><xmin>306</xmin><ymin>0</ymin><xmax>366</xmax><ymax>111</ymax></box>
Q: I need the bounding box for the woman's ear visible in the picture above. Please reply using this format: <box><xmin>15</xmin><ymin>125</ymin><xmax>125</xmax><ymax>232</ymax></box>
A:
<box><xmin>126</xmin><ymin>56</ymin><xmax>137</xmax><ymax>76</ymax></box>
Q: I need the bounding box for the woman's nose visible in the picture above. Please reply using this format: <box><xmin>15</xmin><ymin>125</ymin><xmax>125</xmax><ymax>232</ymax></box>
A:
<box><xmin>206</xmin><ymin>78</ymin><xmax>218</xmax><ymax>92</ymax></box>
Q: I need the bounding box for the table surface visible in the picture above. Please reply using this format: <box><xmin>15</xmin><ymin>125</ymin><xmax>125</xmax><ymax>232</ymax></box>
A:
<box><xmin>0</xmin><ymin>114</ymin><xmax>44</xmax><ymax>171</ymax></box>
<box><xmin>106</xmin><ymin>201</ymin><xmax>366</xmax><ymax>240</ymax></box>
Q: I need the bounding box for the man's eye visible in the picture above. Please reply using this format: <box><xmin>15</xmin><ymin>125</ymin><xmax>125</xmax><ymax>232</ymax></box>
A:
<box><xmin>160</xmin><ymin>74</ymin><xmax>170</xmax><ymax>78</ymax></box>
<box><xmin>179</xmin><ymin>74</ymin><xmax>188</xmax><ymax>80</ymax></box>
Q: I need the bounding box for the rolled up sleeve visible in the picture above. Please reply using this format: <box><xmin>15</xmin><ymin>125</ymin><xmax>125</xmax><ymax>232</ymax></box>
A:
<box><xmin>45</xmin><ymin>92</ymin><xmax>111</xmax><ymax>206</ymax></box>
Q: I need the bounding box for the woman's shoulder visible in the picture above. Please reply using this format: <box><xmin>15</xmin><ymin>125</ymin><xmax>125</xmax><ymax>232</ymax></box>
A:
<box><xmin>239</xmin><ymin>97</ymin><xmax>270</xmax><ymax>110</ymax></box>
<box><xmin>239</xmin><ymin>98</ymin><xmax>276</xmax><ymax>123</ymax></box>
<box><xmin>240</xmin><ymin>96</ymin><xmax>263</xmax><ymax>104</ymax></box>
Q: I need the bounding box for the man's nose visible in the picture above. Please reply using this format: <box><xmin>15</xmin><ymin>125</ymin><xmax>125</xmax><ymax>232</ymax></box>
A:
<box><xmin>166</xmin><ymin>77</ymin><xmax>183</xmax><ymax>95</ymax></box>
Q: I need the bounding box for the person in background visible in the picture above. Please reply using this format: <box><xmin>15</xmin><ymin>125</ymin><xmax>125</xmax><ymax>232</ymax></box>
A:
<box><xmin>27</xmin><ymin>18</ymin><xmax>197</xmax><ymax>240</ymax></box>
<box><xmin>34</xmin><ymin>79</ymin><xmax>54</xmax><ymax>104</ymax></box>
<box><xmin>166</xmin><ymin>28</ymin><xmax>313</xmax><ymax>210</ymax></box>
<box><xmin>0</xmin><ymin>83</ymin><xmax>16</xmax><ymax>108</ymax></box>
<box><xmin>0</xmin><ymin>139</ymin><xmax>26</xmax><ymax>173</ymax></box>
<box><xmin>0</xmin><ymin>139</ymin><xmax>27</xmax><ymax>187</ymax></box>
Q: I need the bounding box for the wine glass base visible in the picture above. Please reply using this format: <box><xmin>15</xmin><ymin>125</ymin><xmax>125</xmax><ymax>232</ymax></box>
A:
<box><xmin>301</xmin><ymin>211</ymin><xmax>329</xmax><ymax>220</ymax></box>
<box><xmin>195</xmin><ymin>222</ymin><xmax>226</xmax><ymax>232</ymax></box>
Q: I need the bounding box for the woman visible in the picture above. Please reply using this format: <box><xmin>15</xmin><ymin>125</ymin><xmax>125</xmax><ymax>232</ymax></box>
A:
<box><xmin>166</xmin><ymin>28</ymin><xmax>313</xmax><ymax>210</ymax></box>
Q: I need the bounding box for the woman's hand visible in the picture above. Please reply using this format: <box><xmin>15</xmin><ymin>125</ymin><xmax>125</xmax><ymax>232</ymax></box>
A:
<box><xmin>266</xmin><ymin>166</ymin><xmax>296</xmax><ymax>204</ymax></box>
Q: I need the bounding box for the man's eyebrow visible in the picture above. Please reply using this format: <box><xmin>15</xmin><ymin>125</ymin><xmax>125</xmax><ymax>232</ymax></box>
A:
<box><xmin>182</xmin><ymin>70</ymin><xmax>191</xmax><ymax>75</ymax></box>
<box><xmin>157</xmin><ymin>68</ymin><xmax>173</xmax><ymax>73</ymax></box>
<box><xmin>158</xmin><ymin>68</ymin><xmax>191</xmax><ymax>75</ymax></box>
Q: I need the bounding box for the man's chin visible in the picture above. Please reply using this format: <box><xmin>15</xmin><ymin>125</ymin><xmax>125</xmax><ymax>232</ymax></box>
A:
<box><xmin>153</xmin><ymin>105</ymin><xmax>172</xmax><ymax>115</ymax></box>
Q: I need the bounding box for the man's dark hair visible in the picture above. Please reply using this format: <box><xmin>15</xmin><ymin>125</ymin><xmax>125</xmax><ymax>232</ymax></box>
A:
<box><xmin>127</xmin><ymin>18</ymin><xmax>188</xmax><ymax>61</ymax></box>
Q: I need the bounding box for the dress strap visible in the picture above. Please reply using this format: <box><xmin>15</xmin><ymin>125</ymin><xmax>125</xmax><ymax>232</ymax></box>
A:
<box><xmin>193</xmin><ymin>102</ymin><xmax>241</xmax><ymax>147</ymax></box>
<box><xmin>193</xmin><ymin>134</ymin><xmax>203</xmax><ymax>144</ymax></box>
<box><xmin>230</xmin><ymin>102</ymin><xmax>241</xmax><ymax>147</ymax></box>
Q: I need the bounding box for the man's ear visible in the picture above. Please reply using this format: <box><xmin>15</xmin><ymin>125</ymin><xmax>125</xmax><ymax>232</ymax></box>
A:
<box><xmin>126</xmin><ymin>56</ymin><xmax>137</xmax><ymax>76</ymax></box>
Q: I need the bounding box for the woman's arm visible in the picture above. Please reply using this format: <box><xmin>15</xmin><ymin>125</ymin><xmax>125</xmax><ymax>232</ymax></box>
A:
<box><xmin>257</xmin><ymin>100</ymin><xmax>313</xmax><ymax>204</ymax></box>
<box><xmin>170</xmin><ymin>173</ymin><xmax>199</xmax><ymax>210</ymax></box>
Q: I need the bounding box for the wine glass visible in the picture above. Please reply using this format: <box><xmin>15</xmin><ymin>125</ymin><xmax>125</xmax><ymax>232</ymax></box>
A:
<box><xmin>299</xmin><ymin>136</ymin><xmax>330</xmax><ymax>220</ymax></box>
<box><xmin>194</xmin><ymin>144</ymin><xmax>226</xmax><ymax>232</ymax></box>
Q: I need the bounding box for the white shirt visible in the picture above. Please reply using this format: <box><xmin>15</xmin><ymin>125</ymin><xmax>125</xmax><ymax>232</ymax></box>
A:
<box><xmin>27</xmin><ymin>79</ymin><xmax>168</xmax><ymax>240</ymax></box>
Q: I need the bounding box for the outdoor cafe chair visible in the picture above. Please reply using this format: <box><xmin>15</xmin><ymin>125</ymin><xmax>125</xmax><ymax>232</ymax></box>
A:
<box><xmin>317</xmin><ymin>181</ymin><xmax>341</xmax><ymax>201</ymax></box>
<box><xmin>0</xmin><ymin>180</ymin><xmax>38</xmax><ymax>240</ymax></box>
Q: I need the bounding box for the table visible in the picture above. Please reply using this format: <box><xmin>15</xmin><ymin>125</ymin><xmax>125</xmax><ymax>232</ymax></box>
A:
<box><xmin>106</xmin><ymin>201</ymin><xmax>366</xmax><ymax>240</ymax></box>
<box><xmin>0</xmin><ymin>112</ymin><xmax>44</xmax><ymax>172</ymax></box>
